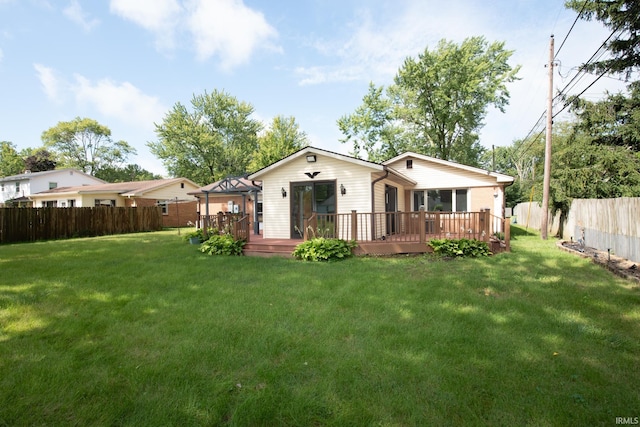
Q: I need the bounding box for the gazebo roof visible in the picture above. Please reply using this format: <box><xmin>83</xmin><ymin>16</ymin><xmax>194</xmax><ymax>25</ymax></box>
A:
<box><xmin>190</xmin><ymin>176</ymin><xmax>262</xmax><ymax>195</ymax></box>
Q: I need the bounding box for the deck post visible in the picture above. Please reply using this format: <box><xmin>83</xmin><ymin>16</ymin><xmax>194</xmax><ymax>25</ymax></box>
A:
<box><xmin>504</xmin><ymin>217</ymin><xmax>510</xmax><ymax>251</ymax></box>
<box><xmin>351</xmin><ymin>210</ymin><xmax>357</xmax><ymax>241</ymax></box>
<box><xmin>419</xmin><ymin>207</ymin><xmax>426</xmax><ymax>244</ymax></box>
<box><xmin>480</xmin><ymin>209</ymin><xmax>491</xmax><ymax>242</ymax></box>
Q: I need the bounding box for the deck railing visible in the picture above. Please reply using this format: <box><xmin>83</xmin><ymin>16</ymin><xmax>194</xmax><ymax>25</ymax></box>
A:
<box><xmin>200</xmin><ymin>212</ymin><xmax>250</xmax><ymax>243</ymax></box>
<box><xmin>305</xmin><ymin>209</ymin><xmax>508</xmax><ymax>246</ymax></box>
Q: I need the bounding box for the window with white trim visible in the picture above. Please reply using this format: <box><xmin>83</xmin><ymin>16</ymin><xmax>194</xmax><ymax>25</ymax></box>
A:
<box><xmin>157</xmin><ymin>200</ymin><xmax>169</xmax><ymax>215</ymax></box>
<box><xmin>412</xmin><ymin>189</ymin><xmax>468</xmax><ymax>212</ymax></box>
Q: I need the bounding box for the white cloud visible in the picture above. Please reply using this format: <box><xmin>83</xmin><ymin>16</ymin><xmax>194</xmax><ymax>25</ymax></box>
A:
<box><xmin>186</xmin><ymin>0</ymin><xmax>280</xmax><ymax>70</ymax></box>
<box><xmin>34</xmin><ymin>63</ymin><xmax>62</xmax><ymax>101</ymax></box>
<box><xmin>109</xmin><ymin>0</ymin><xmax>182</xmax><ymax>51</ymax></box>
<box><xmin>109</xmin><ymin>0</ymin><xmax>279</xmax><ymax>70</ymax></box>
<box><xmin>72</xmin><ymin>75</ymin><xmax>167</xmax><ymax>131</ymax></box>
<box><xmin>293</xmin><ymin>1</ymin><xmax>499</xmax><ymax>86</ymax></box>
<box><xmin>63</xmin><ymin>0</ymin><xmax>99</xmax><ymax>32</ymax></box>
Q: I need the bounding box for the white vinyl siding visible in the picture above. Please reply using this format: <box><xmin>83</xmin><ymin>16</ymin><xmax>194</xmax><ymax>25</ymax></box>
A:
<box><xmin>260</xmin><ymin>154</ymin><xmax>375</xmax><ymax>239</ymax></box>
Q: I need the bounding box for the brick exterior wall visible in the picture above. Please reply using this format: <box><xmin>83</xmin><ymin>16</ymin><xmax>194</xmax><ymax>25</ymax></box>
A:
<box><xmin>131</xmin><ymin>197</ymin><xmax>198</xmax><ymax>228</ymax></box>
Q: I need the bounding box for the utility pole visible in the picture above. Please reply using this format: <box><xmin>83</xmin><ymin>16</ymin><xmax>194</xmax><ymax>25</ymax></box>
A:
<box><xmin>541</xmin><ymin>35</ymin><xmax>554</xmax><ymax>240</ymax></box>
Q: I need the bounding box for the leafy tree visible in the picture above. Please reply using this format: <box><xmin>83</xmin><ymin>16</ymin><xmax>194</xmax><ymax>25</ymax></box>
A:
<box><xmin>339</xmin><ymin>37</ymin><xmax>520</xmax><ymax>166</ymax></box>
<box><xmin>395</xmin><ymin>37</ymin><xmax>520</xmax><ymax>165</ymax></box>
<box><xmin>337</xmin><ymin>83</ymin><xmax>407</xmax><ymax>162</ymax></box>
<box><xmin>150</xmin><ymin>90</ymin><xmax>262</xmax><ymax>185</ymax></box>
<box><xmin>95</xmin><ymin>164</ymin><xmax>163</xmax><ymax>182</ymax></box>
<box><xmin>530</xmin><ymin>122</ymin><xmax>640</xmax><ymax>220</ymax></box>
<box><xmin>41</xmin><ymin>117</ymin><xmax>136</xmax><ymax>176</ymax></box>
<box><xmin>0</xmin><ymin>141</ymin><xmax>25</xmax><ymax>177</ymax></box>
<box><xmin>568</xmin><ymin>81</ymin><xmax>640</xmax><ymax>152</ymax></box>
<box><xmin>249</xmin><ymin>115</ymin><xmax>309</xmax><ymax>172</ymax></box>
<box><xmin>23</xmin><ymin>148</ymin><xmax>57</xmax><ymax>172</ymax></box>
<box><xmin>565</xmin><ymin>0</ymin><xmax>640</xmax><ymax>78</ymax></box>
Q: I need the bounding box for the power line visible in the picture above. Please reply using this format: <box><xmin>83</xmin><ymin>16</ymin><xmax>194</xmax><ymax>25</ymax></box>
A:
<box><xmin>554</xmin><ymin>0</ymin><xmax>589</xmax><ymax>60</ymax></box>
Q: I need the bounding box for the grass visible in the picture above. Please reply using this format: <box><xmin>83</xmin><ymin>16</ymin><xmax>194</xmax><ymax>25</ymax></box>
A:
<box><xmin>1</xmin><ymin>227</ymin><xmax>639</xmax><ymax>426</ymax></box>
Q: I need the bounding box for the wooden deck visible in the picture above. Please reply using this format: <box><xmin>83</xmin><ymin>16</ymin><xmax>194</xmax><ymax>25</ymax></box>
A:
<box><xmin>242</xmin><ymin>232</ymin><xmax>506</xmax><ymax>257</ymax></box>
<box><xmin>203</xmin><ymin>210</ymin><xmax>510</xmax><ymax>257</ymax></box>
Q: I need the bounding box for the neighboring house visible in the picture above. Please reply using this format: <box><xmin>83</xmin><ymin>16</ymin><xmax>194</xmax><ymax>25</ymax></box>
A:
<box><xmin>247</xmin><ymin>146</ymin><xmax>513</xmax><ymax>240</ymax></box>
<box><xmin>29</xmin><ymin>178</ymin><xmax>201</xmax><ymax>227</ymax></box>
<box><xmin>0</xmin><ymin>169</ymin><xmax>105</xmax><ymax>207</ymax></box>
<box><xmin>188</xmin><ymin>176</ymin><xmax>262</xmax><ymax>233</ymax></box>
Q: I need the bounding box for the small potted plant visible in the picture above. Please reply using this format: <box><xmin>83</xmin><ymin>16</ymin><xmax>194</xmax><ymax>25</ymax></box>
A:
<box><xmin>183</xmin><ymin>228</ymin><xmax>205</xmax><ymax>244</ymax></box>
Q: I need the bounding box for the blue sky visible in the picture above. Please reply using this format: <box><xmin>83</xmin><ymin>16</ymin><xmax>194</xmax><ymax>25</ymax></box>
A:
<box><xmin>0</xmin><ymin>0</ymin><xmax>630</xmax><ymax>175</ymax></box>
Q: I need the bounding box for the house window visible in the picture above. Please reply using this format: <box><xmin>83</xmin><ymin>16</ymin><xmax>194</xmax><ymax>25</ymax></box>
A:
<box><xmin>180</xmin><ymin>183</ymin><xmax>185</xmax><ymax>189</ymax></box>
<box><xmin>68</xmin><ymin>199</ymin><xmax>76</xmax><ymax>207</ymax></box>
<box><xmin>157</xmin><ymin>200</ymin><xmax>169</xmax><ymax>215</ymax></box>
<box><xmin>406</xmin><ymin>159</ymin><xmax>413</xmax><ymax>169</ymax></box>
<box><xmin>15</xmin><ymin>182</ymin><xmax>20</xmax><ymax>193</ymax></box>
<box><xmin>413</xmin><ymin>189</ymin><xmax>469</xmax><ymax>212</ymax></box>
<box><xmin>1</xmin><ymin>184</ymin><xmax>4</xmax><ymax>191</ymax></box>
<box><xmin>49</xmin><ymin>182</ymin><xmax>57</xmax><ymax>189</ymax></box>
<box><xmin>95</xmin><ymin>199</ymin><xmax>116</xmax><ymax>207</ymax></box>
<box><xmin>44</xmin><ymin>201</ymin><xmax>57</xmax><ymax>207</ymax></box>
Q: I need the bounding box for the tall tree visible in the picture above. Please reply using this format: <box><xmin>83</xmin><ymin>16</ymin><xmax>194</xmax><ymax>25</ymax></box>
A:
<box><xmin>569</xmin><ymin>81</ymin><xmax>640</xmax><ymax>152</ymax></box>
<box><xmin>95</xmin><ymin>164</ymin><xmax>163</xmax><ymax>183</ymax></box>
<box><xmin>566</xmin><ymin>0</ymin><xmax>640</xmax><ymax>78</ymax></box>
<box><xmin>337</xmin><ymin>83</ymin><xmax>407</xmax><ymax>162</ymax></box>
<box><xmin>394</xmin><ymin>37</ymin><xmax>520</xmax><ymax>165</ymax></box>
<box><xmin>339</xmin><ymin>37</ymin><xmax>520</xmax><ymax>165</ymax></box>
<box><xmin>23</xmin><ymin>148</ymin><xmax>57</xmax><ymax>172</ymax></box>
<box><xmin>0</xmin><ymin>141</ymin><xmax>25</xmax><ymax>177</ymax></box>
<box><xmin>150</xmin><ymin>90</ymin><xmax>262</xmax><ymax>185</ymax></box>
<box><xmin>41</xmin><ymin>117</ymin><xmax>136</xmax><ymax>176</ymax></box>
<box><xmin>249</xmin><ymin>115</ymin><xmax>309</xmax><ymax>172</ymax></box>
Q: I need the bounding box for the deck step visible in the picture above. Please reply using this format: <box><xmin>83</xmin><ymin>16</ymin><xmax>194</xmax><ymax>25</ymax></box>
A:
<box><xmin>243</xmin><ymin>242</ymin><xmax>297</xmax><ymax>257</ymax></box>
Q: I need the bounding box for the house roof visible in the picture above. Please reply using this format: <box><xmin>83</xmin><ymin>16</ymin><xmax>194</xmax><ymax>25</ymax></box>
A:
<box><xmin>0</xmin><ymin>168</ymin><xmax>105</xmax><ymax>183</ymax></box>
<box><xmin>29</xmin><ymin>178</ymin><xmax>199</xmax><ymax>198</ymax></box>
<box><xmin>383</xmin><ymin>152</ymin><xmax>515</xmax><ymax>184</ymax></box>
<box><xmin>190</xmin><ymin>176</ymin><xmax>262</xmax><ymax>195</ymax></box>
<box><xmin>247</xmin><ymin>146</ymin><xmax>416</xmax><ymax>185</ymax></box>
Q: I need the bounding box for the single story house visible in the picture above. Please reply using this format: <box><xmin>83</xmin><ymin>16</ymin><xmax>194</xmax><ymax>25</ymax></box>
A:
<box><xmin>0</xmin><ymin>169</ymin><xmax>105</xmax><ymax>207</ymax></box>
<box><xmin>247</xmin><ymin>146</ymin><xmax>513</xmax><ymax>243</ymax></box>
<box><xmin>28</xmin><ymin>178</ymin><xmax>201</xmax><ymax>227</ymax></box>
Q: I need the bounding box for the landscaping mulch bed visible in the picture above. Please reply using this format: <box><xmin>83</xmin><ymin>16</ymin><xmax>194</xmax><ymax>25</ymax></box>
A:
<box><xmin>558</xmin><ymin>241</ymin><xmax>640</xmax><ymax>284</ymax></box>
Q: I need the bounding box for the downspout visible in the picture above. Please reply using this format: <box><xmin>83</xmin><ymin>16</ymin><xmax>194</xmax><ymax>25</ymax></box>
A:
<box><xmin>371</xmin><ymin>167</ymin><xmax>389</xmax><ymax>240</ymax></box>
<box><xmin>251</xmin><ymin>181</ymin><xmax>261</xmax><ymax>235</ymax></box>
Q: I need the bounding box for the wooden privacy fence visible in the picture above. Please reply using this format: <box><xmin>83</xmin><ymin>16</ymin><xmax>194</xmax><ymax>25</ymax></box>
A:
<box><xmin>0</xmin><ymin>207</ymin><xmax>163</xmax><ymax>244</ymax></box>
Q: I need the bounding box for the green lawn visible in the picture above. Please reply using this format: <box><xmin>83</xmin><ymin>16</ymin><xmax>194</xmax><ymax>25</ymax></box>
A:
<box><xmin>1</xmin><ymin>227</ymin><xmax>638</xmax><ymax>426</ymax></box>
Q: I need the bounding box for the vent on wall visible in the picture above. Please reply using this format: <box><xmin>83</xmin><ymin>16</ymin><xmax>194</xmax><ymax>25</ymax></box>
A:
<box><xmin>406</xmin><ymin>159</ymin><xmax>413</xmax><ymax>169</ymax></box>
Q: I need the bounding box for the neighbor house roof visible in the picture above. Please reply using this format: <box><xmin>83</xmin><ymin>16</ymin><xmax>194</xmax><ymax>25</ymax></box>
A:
<box><xmin>247</xmin><ymin>146</ymin><xmax>417</xmax><ymax>185</ymax></box>
<box><xmin>29</xmin><ymin>178</ymin><xmax>199</xmax><ymax>198</ymax></box>
<box><xmin>0</xmin><ymin>168</ymin><xmax>105</xmax><ymax>183</ymax></box>
<box><xmin>383</xmin><ymin>152</ymin><xmax>515</xmax><ymax>184</ymax></box>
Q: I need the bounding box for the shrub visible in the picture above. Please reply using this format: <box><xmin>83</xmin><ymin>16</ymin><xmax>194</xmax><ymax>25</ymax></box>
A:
<box><xmin>292</xmin><ymin>238</ymin><xmax>357</xmax><ymax>261</ymax></box>
<box><xmin>199</xmin><ymin>234</ymin><xmax>245</xmax><ymax>256</ymax></box>
<box><xmin>428</xmin><ymin>238</ymin><xmax>491</xmax><ymax>258</ymax></box>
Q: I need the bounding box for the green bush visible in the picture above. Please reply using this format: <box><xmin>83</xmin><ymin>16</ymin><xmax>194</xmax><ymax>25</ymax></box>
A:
<box><xmin>199</xmin><ymin>234</ymin><xmax>245</xmax><ymax>256</ymax></box>
<box><xmin>428</xmin><ymin>238</ymin><xmax>491</xmax><ymax>258</ymax></box>
<box><xmin>292</xmin><ymin>238</ymin><xmax>357</xmax><ymax>261</ymax></box>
